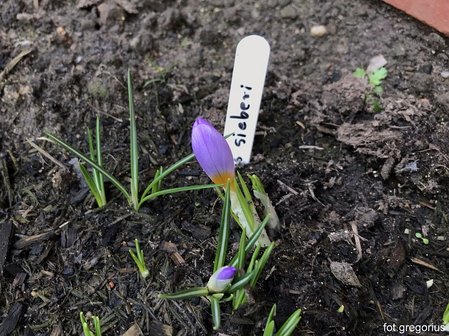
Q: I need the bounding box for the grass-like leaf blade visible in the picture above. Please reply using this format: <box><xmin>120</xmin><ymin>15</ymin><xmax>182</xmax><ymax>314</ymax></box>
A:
<box><xmin>139</xmin><ymin>183</ymin><xmax>219</xmax><ymax>205</ymax></box>
<box><xmin>229</xmin><ymin>215</ymin><xmax>270</xmax><ymax>267</ymax></box>
<box><xmin>251</xmin><ymin>242</ymin><xmax>275</xmax><ymax>288</ymax></box>
<box><xmin>209</xmin><ymin>295</ymin><xmax>221</xmax><ymax>330</ymax></box>
<box><xmin>139</xmin><ymin>153</ymin><xmax>195</xmax><ymax>205</ymax></box>
<box><xmin>159</xmin><ymin>287</ymin><xmax>209</xmax><ymax>300</ymax></box>
<box><xmin>275</xmin><ymin>308</ymin><xmax>302</xmax><ymax>336</ymax></box>
<box><xmin>127</xmin><ymin>69</ymin><xmax>139</xmax><ymax>210</ymax></box>
<box><xmin>79</xmin><ymin>163</ymin><xmax>104</xmax><ymax>207</ymax></box>
<box><xmin>213</xmin><ymin>180</ymin><xmax>231</xmax><ymax>272</ymax></box>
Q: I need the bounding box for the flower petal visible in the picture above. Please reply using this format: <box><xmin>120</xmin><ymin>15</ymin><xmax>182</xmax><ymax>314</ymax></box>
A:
<box><xmin>215</xmin><ymin>266</ymin><xmax>237</xmax><ymax>281</ymax></box>
<box><xmin>207</xmin><ymin>266</ymin><xmax>237</xmax><ymax>293</ymax></box>
<box><xmin>191</xmin><ymin>117</ymin><xmax>235</xmax><ymax>185</ymax></box>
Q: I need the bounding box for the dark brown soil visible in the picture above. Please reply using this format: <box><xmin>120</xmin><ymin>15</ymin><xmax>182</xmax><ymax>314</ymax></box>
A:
<box><xmin>1</xmin><ymin>1</ymin><xmax>449</xmax><ymax>335</ymax></box>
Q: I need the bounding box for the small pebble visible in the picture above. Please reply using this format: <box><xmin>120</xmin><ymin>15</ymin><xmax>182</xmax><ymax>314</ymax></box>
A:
<box><xmin>310</xmin><ymin>25</ymin><xmax>327</xmax><ymax>37</ymax></box>
<box><xmin>441</xmin><ymin>71</ymin><xmax>449</xmax><ymax>78</ymax></box>
<box><xmin>419</xmin><ymin>64</ymin><xmax>433</xmax><ymax>74</ymax></box>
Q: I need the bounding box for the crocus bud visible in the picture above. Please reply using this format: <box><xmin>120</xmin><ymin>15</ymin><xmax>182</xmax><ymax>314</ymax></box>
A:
<box><xmin>206</xmin><ymin>266</ymin><xmax>237</xmax><ymax>293</ymax></box>
<box><xmin>191</xmin><ymin>117</ymin><xmax>235</xmax><ymax>186</ymax></box>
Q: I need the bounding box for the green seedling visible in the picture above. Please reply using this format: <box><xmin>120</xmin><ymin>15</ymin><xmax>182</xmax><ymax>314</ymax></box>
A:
<box><xmin>443</xmin><ymin>302</ymin><xmax>449</xmax><ymax>326</ymax></box>
<box><xmin>160</xmin><ymin>181</ymin><xmax>274</xmax><ymax>330</ymax></box>
<box><xmin>415</xmin><ymin>232</ymin><xmax>429</xmax><ymax>245</ymax></box>
<box><xmin>78</xmin><ymin>116</ymin><xmax>106</xmax><ymax>208</ymax></box>
<box><xmin>263</xmin><ymin>304</ymin><xmax>302</xmax><ymax>336</ymax></box>
<box><xmin>80</xmin><ymin>312</ymin><xmax>102</xmax><ymax>336</ymax></box>
<box><xmin>353</xmin><ymin>66</ymin><xmax>388</xmax><ymax>112</ymax></box>
<box><xmin>129</xmin><ymin>239</ymin><xmax>149</xmax><ymax>279</ymax></box>
<box><xmin>249</xmin><ymin>174</ymin><xmax>280</xmax><ymax>230</ymax></box>
<box><xmin>44</xmin><ymin>70</ymin><xmax>218</xmax><ymax>211</ymax></box>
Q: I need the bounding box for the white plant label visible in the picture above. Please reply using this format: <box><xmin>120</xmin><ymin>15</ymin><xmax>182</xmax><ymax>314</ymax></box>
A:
<box><xmin>224</xmin><ymin>35</ymin><xmax>270</xmax><ymax>165</ymax></box>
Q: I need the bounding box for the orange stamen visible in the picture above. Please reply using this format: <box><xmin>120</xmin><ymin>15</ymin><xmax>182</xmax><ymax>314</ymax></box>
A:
<box><xmin>211</xmin><ymin>172</ymin><xmax>236</xmax><ymax>190</ymax></box>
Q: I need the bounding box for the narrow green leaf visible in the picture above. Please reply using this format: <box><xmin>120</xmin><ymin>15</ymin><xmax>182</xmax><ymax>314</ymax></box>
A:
<box><xmin>232</xmin><ymin>228</ymin><xmax>247</xmax><ymax>309</ymax></box>
<box><xmin>87</xmin><ymin>128</ymin><xmax>101</xmax><ymax>193</ymax></box>
<box><xmin>232</xmin><ymin>288</ymin><xmax>246</xmax><ymax>311</ymax></box>
<box><xmin>443</xmin><ymin>302</ymin><xmax>449</xmax><ymax>324</ymax></box>
<box><xmin>249</xmin><ymin>174</ymin><xmax>266</xmax><ymax>194</ymax></box>
<box><xmin>264</xmin><ymin>321</ymin><xmax>275</xmax><ymax>336</ymax></box>
<box><xmin>159</xmin><ymin>287</ymin><xmax>209</xmax><ymax>300</ymax></box>
<box><xmin>93</xmin><ymin>316</ymin><xmax>102</xmax><ymax>336</ymax></box>
<box><xmin>275</xmin><ymin>309</ymin><xmax>302</xmax><ymax>336</ymax></box>
<box><xmin>229</xmin><ymin>216</ymin><xmax>270</xmax><ymax>267</ymax></box>
<box><xmin>43</xmin><ymin>132</ymin><xmax>130</xmax><ymax>201</ymax></box>
<box><xmin>87</xmin><ymin>124</ymin><xmax>100</xmax><ymax>193</ymax></box>
<box><xmin>139</xmin><ymin>183</ymin><xmax>220</xmax><ymax>207</ymax></box>
<box><xmin>237</xmin><ymin>171</ymin><xmax>253</xmax><ymax>203</ymax></box>
<box><xmin>87</xmin><ymin>126</ymin><xmax>96</xmax><ymax>165</ymax></box>
<box><xmin>140</xmin><ymin>153</ymin><xmax>195</xmax><ymax>203</ymax></box>
<box><xmin>95</xmin><ymin>116</ymin><xmax>106</xmax><ymax>204</ymax></box>
<box><xmin>264</xmin><ymin>304</ymin><xmax>276</xmax><ymax>332</ymax></box>
<box><xmin>237</xmin><ymin>228</ymin><xmax>247</xmax><ymax>270</ymax></box>
<box><xmin>214</xmin><ymin>180</ymin><xmax>231</xmax><ymax>272</ymax></box>
<box><xmin>209</xmin><ymin>295</ymin><xmax>221</xmax><ymax>330</ymax></box>
<box><xmin>129</xmin><ymin>239</ymin><xmax>149</xmax><ymax>278</ymax></box>
<box><xmin>128</xmin><ymin>69</ymin><xmax>139</xmax><ymax>210</ymax></box>
<box><xmin>251</xmin><ymin>242</ymin><xmax>275</xmax><ymax>287</ymax></box>
<box><xmin>247</xmin><ymin>245</ymin><xmax>261</xmax><ymax>273</ymax></box>
<box><xmin>79</xmin><ymin>163</ymin><xmax>104</xmax><ymax>207</ymax></box>
<box><xmin>227</xmin><ymin>270</ymin><xmax>255</xmax><ymax>293</ymax></box>
<box><xmin>235</xmin><ymin>177</ymin><xmax>256</xmax><ymax>233</ymax></box>
<box><xmin>80</xmin><ymin>312</ymin><xmax>95</xmax><ymax>336</ymax></box>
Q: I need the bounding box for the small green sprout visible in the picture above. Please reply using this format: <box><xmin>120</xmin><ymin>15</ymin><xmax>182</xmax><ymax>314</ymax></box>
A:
<box><xmin>415</xmin><ymin>232</ymin><xmax>429</xmax><ymax>245</ymax></box>
<box><xmin>78</xmin><ymin>116</ymin><xmax>106</xmax><ymax>208</ymax></box>
<box><xmin>44</xmin><ymin>70</ymin><xmax>218</xmax><ymax>211</ymax></box>
<box><xmin>263</xmin><ymin>304</ymin><xmax>302</xmax><ymax>336</ymax></box>
<box><xmin>337</xmin><ymin>305</ymin><xmax>345</xmax><ymax>313</ymax></box>
<box><xmin>80</xmin><ymin>312</ymin><xmax>102</xmax><ymax>336</ymax></box>
<box><xmin>443</xmin><ymin>302</ymin><xmax>449</xmax><ymax>327</ymax></box>
<box><xmin>129</xmin><ymin>239</ymin><xmax>149</xmax><ymax>279</ymax></box>
<box><xmin>249</xmin><ymin>174</ymin><xmax>280</xmax><ymax>230</ymax></box>
<box><xmin>353</xmin><ymin>66</ymin><xmax>388</xmax><ymax>112</ymax></box>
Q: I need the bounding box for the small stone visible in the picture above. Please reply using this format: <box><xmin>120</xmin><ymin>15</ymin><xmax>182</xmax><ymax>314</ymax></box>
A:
<box><xmin>367</xmin><ymin>55</ymin><xmax>387</xmax><ymax>73</ymax></box>
<box><xmin>436</xmin><ymin>92</ymin><xmax>449</xmax><ymax>107</ymax></box>
<box><xmin>428</xmin><ymin>32</ymin><xmax>446</xmax><ymax>50</ymax></box>
<box><xmin>441</xmin><ymin>71</ymin><xmax>449</xmax><ymax>78</ymax></box>
<box><xmin>391</xmin><ymin>284</ymin><xmax>405</xmax><ymax>300</ymax></box>
<box><xmin>280</xmin><ymin>5</ymin><xmax>298</xmax><ymax>19</ymax></box>
<box><xmin>310</xmin><ymin>25</ymin><xmax>327</xmax><ymax>37</ymax></box>
<box><xmin>419</xmin><ymin>64</ymin><xmax>433</xmax><ymax>74</ymax></box>
<box><xmin>330</xmin><ymin>261</ymin><xmax>361</xmax><ymax>287</ymax></box>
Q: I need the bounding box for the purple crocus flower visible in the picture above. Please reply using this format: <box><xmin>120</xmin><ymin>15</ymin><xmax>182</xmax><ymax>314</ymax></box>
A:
<box><xmin>207</xmin><ymin>266</ymin><xmax>238</xmax><ymax>293</ymax></box>
<box><xmin>191</xmin><ymin>117</ymin><xmax>235</xmax><ymax>187</ymax></box>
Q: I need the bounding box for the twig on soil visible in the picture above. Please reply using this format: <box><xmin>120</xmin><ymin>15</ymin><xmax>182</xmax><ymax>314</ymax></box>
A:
<box><xmin>0</xmin><ymin>153</ymin><xmax>13</xmax><ymax>206</ymax></box>
<box><xmin>276</xmin><ymin>179</ymin><xmax>300</xmax><ymax>206</ymax></box>
<box><xmin>298</xmin><ymin>145</ymin><xmax>324</xmax><ymax>150</ymax></box>
<box><xmin>410</xmin><ymin>257</ymin><xmax>442</xmax><ymax>273</ymax></box>
<box><xmin>0</xmin><ymin>49</ymin><xmax>33</xmax><ymax>84</ymax></box>
<box><xmin>277</xmin><ymin>179</ymin><xmax>299</xmax><ymax>195</ymax></box>
<box><xmin>306</xmin><ymin>182</ymin><xmax>324</xmax><ymax>206</ymax></box>
<box><xmin>86</xmin><ymin>102</ymin><xmax>123</xmax><ymax>123</ymax></box>
<box><xmin>27</xmin><ymin>139</ymin><xmax>69</xmax><ymax>171</ymax></box>
<box><xmin>350</xmin><ymin>221</ymin><xmax>363</xmax><ymax>262</ymax></box>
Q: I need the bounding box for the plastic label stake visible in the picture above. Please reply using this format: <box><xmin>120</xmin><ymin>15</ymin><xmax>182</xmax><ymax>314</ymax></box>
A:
<box><xmin>224</xmin><ymin>35</ymin><xmax>270</xmax><ymax>165</ymax></box>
